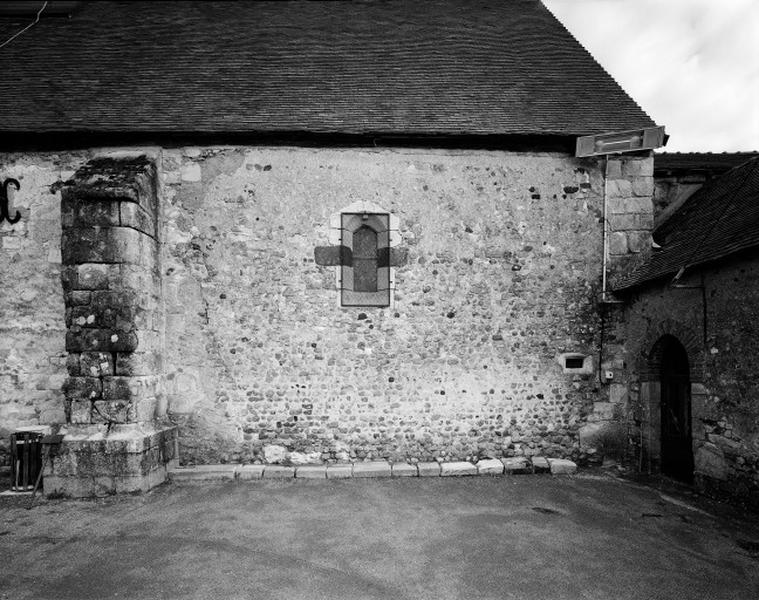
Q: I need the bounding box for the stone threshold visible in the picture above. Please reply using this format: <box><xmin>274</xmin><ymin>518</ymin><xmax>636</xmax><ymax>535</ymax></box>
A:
<box><xmin>168</xmin><ymin>457</ymin><xmax>577</xmax><ymax>482</ymax></box>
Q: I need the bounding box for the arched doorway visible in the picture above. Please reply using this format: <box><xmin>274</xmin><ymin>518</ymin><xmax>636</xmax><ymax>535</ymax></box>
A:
<box><xmin>658</xmin><ymin>336</ymin><xmax>694</xmax><ymax>482</ymax></box>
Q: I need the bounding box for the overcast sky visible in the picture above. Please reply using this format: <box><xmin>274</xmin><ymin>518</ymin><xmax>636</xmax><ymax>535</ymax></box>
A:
<box><xmin>543</xmin><ymin>0</ymin><xmax>759</xmax><ymax>153</ymax></box>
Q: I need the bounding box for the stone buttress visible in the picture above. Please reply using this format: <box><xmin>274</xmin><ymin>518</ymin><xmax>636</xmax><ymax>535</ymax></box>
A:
<box><xmin>44</xmin><ymin>156</ymin><xmax>177</xmax><ymax>496</ymax></box>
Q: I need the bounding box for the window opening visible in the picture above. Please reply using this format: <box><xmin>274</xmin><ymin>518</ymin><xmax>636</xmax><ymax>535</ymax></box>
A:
<box><xmin>353</xmin><ymin>225</ymin><xmax>378</xmax><ymax>292</ymax></box>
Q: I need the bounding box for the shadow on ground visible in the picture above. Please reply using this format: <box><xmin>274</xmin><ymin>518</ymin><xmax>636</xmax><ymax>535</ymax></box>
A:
<box><xmin>1</xmin><ymin>472</ymin><xmax>758</xmax><ymax>600</ymax></box>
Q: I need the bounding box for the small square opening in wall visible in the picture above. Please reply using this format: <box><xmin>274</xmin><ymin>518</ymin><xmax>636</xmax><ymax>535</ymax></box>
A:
<box><xmin>557</xmin><ymin>353</ymin><xmax>594</xmax><ymax>375</ymax></box>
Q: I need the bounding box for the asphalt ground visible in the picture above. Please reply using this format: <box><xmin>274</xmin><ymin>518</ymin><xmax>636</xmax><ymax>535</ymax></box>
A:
<box><xmin>1</xmin><ymin>471</ymin><xmax>758</xmax><ymax>600</ymax></box>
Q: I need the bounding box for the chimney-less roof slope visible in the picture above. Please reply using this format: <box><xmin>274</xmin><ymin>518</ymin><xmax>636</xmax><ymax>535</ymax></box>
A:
<box><xmin>0</xmin><ymin>0</ymin><xmax>656</xmax><ymax>138</ymax></box>
<box><xmin>615</xmin><ymin>157</ymin><xmax>759</xmax><ymax>291</ymax></box>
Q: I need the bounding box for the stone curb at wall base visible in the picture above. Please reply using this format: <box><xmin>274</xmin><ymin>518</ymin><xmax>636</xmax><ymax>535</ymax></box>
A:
<box><xmin>168</xmin><ymin>457</ymin><xmax>577</xmax><ymax>482</ymax></box>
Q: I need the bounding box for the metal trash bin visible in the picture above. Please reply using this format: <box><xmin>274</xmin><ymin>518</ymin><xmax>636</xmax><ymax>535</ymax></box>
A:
<box><xmin>10</xmin><ymin>431</ymin><xmax>43</xmax><ymax>491</ymax></box>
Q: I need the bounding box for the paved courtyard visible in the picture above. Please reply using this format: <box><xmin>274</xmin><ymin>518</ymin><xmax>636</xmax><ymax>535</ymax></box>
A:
<box><xmin>1</xmin><ymin>472</ymin><xmax>758</xmax><ymax>600</ymax></box>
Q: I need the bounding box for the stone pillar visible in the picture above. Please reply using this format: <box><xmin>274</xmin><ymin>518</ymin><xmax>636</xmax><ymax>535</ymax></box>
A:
<box><xmin>44</xmin><ymin>156</ymin><xmax>177</xmax><ymax>497</ymax></box>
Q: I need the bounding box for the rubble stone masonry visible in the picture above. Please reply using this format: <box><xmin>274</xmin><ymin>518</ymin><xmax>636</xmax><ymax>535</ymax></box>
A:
<box><xmin>159</xmin><ymin>147</ymin><xmax>652</xmax><ymax>465</ymax></box>
<box><xmin>620</xmin><ymin>253</ymin><xmax>759</xmax><ymax>508</ymax></box>
<box><xmin>1</xmin><ymin>146</ymin><xmax>654</xmax><ymax>488</ymax></box>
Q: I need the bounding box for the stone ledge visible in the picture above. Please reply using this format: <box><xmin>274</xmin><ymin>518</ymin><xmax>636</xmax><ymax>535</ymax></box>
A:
<box><xmin>166</xmin><ymin>457</ymin><xmax>577</xmax><ymax>483</ymax></box>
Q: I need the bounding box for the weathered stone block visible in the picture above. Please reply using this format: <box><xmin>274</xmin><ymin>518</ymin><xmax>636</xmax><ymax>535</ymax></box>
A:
<box><xmin>238</xmin><ymin>464</ymin><xmax>265</xmax><ymax>480</ymax></box>
<box><xmin>547</xmin><ymin>458</ymin><xmax>577</xmax><ymax>475</ymax></box>
<box><xmin>501</xmin><ymin>457</ymin><xmax>531</xmax><ymax>474</ymax></box>
<box><xmin>632</xmin><ymin>176</ymin><xmax>654</xmax><ymax>197</ymax></box>
<box><xmin>607</xmin><ymin>179</ymin><xmax>632</xmax><ymax>197</ymax></box>
<box><xmin>621</xmin><ymin>158</ymin><xmax>652</xmax><ymax>177</ymax></box>
<box><xmin>62</xmin><ymin>198</ymin><xmax>121</xmax><ymax>229</ymax></box>
<box><xmin>417</xmin><ymin>462</ymin><xmax>441</xmax><ymax>477</ymax></box>
<box><xmin>695</xmin><ymin>443</ymin><xmax>727</xmax><ymax>480</ymax></box>
<box><xmin>608</xmin><ymin>232</ymin><xmax>628</xmax><ymax>255</ymax></box>
<box><xmin>67</xmin><ymin>291</ymin><xmax>92</xmax><ymax>306</ymax></box>
<box><xmin>64</xmin><ymin>156</ymin><xmax>157</xmax><ymax>213</ymax></box>
<box><xmin>92</xmin><ymin>400</ymin><xmax>131</xmax><ymax>424</ymax></box>
<box><xmin>63</xmin><ymin>263</ymin><xmax>111</xmax><ymax>290</ymax></box>
<box><xmin>326</xmin><ymin>464</ymin><xmax>353</xmax><ymax>479</ymax></box>
<box><xmin>608</xmin><ymin>213</ymin><xmax>654</xmax><ymax>232</ymax></box>
<box><xmin>441</xmin><ymin>461</ymin><xmax>477</xmax><ymax>476</ymax></box>
<box><xmin>531</xmin><ymin>456</ymin><xmax>550</xmax><ymax>473</ymax></box>
<box><xmin>120</xmin><ymin>202</ymin><xmax>156</xmax><ymax>238</ymax></box>
<box><xmin>68</xmin><ymin>400</ymin><xmax>92</xmax><ymax>424</ymax></box>
<box><xmin>170</xmin><ymin>464</ymin><xmax>237</xmax><ymax>482</ymax></box>
<box><xmin>66</xmin><ymin>329</ymin><xmax>138</xmax><ymax>353</ymax></box>
<box><xmin>391</xmin><ymin>462</ymin><xmax>418</xmax><ymax>477</ymax></box>
<box><xmin>63</xmin><ymin>376</ymin><xmax>102</xmax><ymax>401</ymax></box>
<box><xmin>263</xmin><ymin>444</ymin><xmax>287</xmax><ymax>464</ymax></box>
<box><xmin>295</xmin><ymin>465</ymin><xmax>327</xmax><ymax>478</ymax></box>
<box><xmin>80</xmin><ymin>352</ymin><xmax>114</xmax><ymax>377</ymax></box>
<box><xmin>608</xmin><ymin>196</ymin><xmax>653</xmax><ymax>215</ymax></box>
<box><xmin>62</xmin><ymin>227</ymin><xmax>157</xmax><ymax>267</ymax></box>
<box><xmin>476</xmin><ymin>458</ymin><xmax>504</xmax><ymax>475</ymax></box>
<box><xmin>352</xmin><ymin>461</ymin><xmax>391</xmax><ymax>478</ymax></box>
<box><xmin>263</xmin><ymin>465</ymin><xmax>296</xmax><ymax>479</ymax></box>
<box><xmin>130</xmin><ymin>396</ymin><xmax>158</xmax><ymax>422</ymax></box>
<box><xmin>627</xmin><ymin>231</ymin><xmax>650</xmax><ymax>253</ymax></box>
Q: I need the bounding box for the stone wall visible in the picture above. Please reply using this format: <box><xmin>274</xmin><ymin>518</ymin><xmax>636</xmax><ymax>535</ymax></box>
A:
<box><xmin>1</xmin><ymin>145</ymin><xmax>656</xmax><ymax>480</ymax></box>
<box><xmin>160</xmin><ymin>146</ymin><xmax>651</xmax><ymax>465</ymax></box>
<box><xmin>620</xmin><ymin>251</ymin><xmax>759</xmax><ymax>508</ymax></box>
<box><xmin>0</xmin><ymin>152</ymin><xmax>86</xmax><ymax>465</ymax></box>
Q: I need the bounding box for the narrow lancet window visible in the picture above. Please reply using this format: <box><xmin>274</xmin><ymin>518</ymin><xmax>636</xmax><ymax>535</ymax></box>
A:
<box><xmin>353</xmin><ymin>225</ymin><xmax>378</xmax><ymax>292</ymax></box>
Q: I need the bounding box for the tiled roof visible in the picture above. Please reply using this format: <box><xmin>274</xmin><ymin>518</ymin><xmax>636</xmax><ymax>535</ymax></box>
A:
<box><xmin>615</xmin><ymin>157</ymin><xmax>759</xmax><ymax>291</ymax></box>
<box><xmin>655</xmin><ymin>152</ymin><xmax>759</xmax><ymax>176</ymax></box>
<box><xmin>0</xmin><ymin>0</ymin><xmax>656</xmax><ymax>139</ymax></box>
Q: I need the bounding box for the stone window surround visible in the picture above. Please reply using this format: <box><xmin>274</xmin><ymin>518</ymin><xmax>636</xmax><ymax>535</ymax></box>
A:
<box><xmin>327</xmin><ymin>201</ymin><xmax>401</xmax><ymax>308</ymax></box>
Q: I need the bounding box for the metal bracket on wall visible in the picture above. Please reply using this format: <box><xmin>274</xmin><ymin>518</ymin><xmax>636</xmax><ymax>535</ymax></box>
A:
<box><xmin>1</xmin><ymin>178</ymin><xmax>21</xmax><ymax>224</ymax></box>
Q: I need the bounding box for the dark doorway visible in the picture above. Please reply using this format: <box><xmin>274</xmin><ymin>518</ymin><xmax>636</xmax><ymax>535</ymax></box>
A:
<box><xmin>659</xmin><ymin>336</ymin><xmax>694</xmax><ymax>482</ymax></box>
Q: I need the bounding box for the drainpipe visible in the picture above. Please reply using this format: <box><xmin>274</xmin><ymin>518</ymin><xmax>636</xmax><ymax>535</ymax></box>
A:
<box><xmin>601</xmin><ymin>156</ymin><xmax>610</xmax><ymax>301</ymax></box>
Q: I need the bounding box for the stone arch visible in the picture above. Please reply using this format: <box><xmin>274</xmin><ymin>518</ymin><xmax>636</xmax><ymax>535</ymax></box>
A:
<box><xmin>637</xmin><ymin>318</ymin><xmax>704</xmax><ymax>383</ymax></box>
<box><xmin>634</xmin><ymin>319</ymin><xmax>703</xmax><ymax>479</ymax></box>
